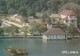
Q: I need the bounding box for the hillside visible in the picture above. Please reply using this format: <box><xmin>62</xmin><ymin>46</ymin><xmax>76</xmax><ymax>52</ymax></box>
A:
<box><xmin>0</xmin><ymin>0</ymin><xmax>80</xmax><ymax>17</ymax></box>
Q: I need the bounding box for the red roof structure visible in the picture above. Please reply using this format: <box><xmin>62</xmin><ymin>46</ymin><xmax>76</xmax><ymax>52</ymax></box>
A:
<box><xmin>60</xmin><ymin>10</ymin><xmax>76</xmax><ymax>16</ymax></box>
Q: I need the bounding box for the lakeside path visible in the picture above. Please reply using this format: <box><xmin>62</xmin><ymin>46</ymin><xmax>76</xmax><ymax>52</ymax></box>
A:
<box><xmin>0</xmin><ymin>36</ymin><xmax>42</xmax><ymax>39</ymax></box>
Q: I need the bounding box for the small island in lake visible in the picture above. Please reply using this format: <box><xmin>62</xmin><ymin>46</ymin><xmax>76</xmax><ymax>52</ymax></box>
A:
<box><xmin>4</xmin><ymin>47</ymin><xmax>28</xmax><ymax>56</ymax></box>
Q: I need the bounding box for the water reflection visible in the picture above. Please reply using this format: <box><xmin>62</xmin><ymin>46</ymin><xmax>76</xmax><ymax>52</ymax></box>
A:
<box><xmin>0</xmin><ymin>39</ymin><xmax>80</xmax><ymax>56</ymax></box>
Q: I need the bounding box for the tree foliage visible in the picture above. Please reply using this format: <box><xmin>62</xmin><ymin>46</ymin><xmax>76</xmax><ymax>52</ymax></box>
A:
<box><xmin>30</xmin><ymin>24</ymin><xmax>47</xmax><ymax>35</ymax></box>
<box><xmin>3</xmin><ymin>25</ymin><xmax>19</xmax><ymax>37</ymax></box>
<box><xmin>67</xmin><ymin>25</ymin><xmax>79</xmax><ymax>36</ymax></box>
<box><xmin>0</xmin><ymin>28</ymin><xmax>4</xmax><ymax>36</ymax></box>
<box><xmin>21</xmin><ymin>26</ymin><xmax>29</xmax><ymax>37</ymax></box>
<box><xmin>0</xmin><ymin>0</ymin><xmax>80</xmax><ymax>16</ymax></box>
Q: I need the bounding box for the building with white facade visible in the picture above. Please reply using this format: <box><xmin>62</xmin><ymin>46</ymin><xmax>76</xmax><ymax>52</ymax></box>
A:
<box><xmin>42</xmin><ymin>28</ymin><xmax>66</xmax><ymax>40</ymax></box>
<box><xmin>60</xmin><ymin>10</ymin><xmax>77</xmax><ymax>27</ymax></box>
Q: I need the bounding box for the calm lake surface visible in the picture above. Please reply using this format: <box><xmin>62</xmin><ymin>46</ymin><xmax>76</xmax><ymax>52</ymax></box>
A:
<box><xmin>0</xmin><ymin>38</ymin><xmax>80</xmax><ymax>56</ymax></box>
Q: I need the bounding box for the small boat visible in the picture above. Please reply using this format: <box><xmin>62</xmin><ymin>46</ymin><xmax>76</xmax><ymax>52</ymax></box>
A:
<box><xmin>4</xmin><ymin>47</ymin><xmax>28</xmax><ymax>56</ymax></box>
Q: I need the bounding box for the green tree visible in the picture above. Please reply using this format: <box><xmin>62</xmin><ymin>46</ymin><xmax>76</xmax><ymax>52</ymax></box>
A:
<box><xmin>21</xmin><ymin>26</ymin><xmax>29</xmax><ymax>37</ymax></box>
<box><xmin>59</xmin><ymin>24</ymin><xmax>68</xmax><ymax>32</ymax></box>
<box><xmin>27</xmin><ymin>8</ymin><xmax>35</xmax><ymax>16</ymax></box>
<box><xmin>18</xmin><ymin>6</ymin><xmax>27</xmax><ymax>16</ymax></box>
<box><xmin>0</xmin><ymin>0</ymin><xmax>7</xmax><ymax>14</ymax></box>
<box><xmin>30</xmin><ymin>24</ymin><xmax>47</xmax><ymax>35</ymax></box>
<box><xmin>8</xmin><ymin>8</ymin><xmax>16</xmax><ymax>15</ymax></box>
<box><xmin>30</xmin><ymin>25</ymin><xmax>40</xmax><ymax>35</ymax></box>
<box><xmin>3</xmin><ymin>25</ymin><xmax>19</xmax><ymax>37</ymax></box>
<box><xmin>0</xmin><ymin>0</ymin><xmax>80</xmax><ymax>17</ymax></box>
<box><xmin>39</xmin><ymin>24</ymin><xmax>47</xmax><ymax>32</ymax></box>
<box><xmin>0</xmin><ymin>28</ymin><xmax>4</xmax><ymax>36</ymax></box>
<box><xmin>0</xmin><ymin>20</ymin><xmax>2</xmax><ymax>26</ymax></box>
<box><xmin>41</xmin><ymin>13</ymin><xmax>49</xmax><ymax>22</ymax></box>
<box><xmin>64</xmin><ymin>25</ymin><xmax>78</xmax><ymax>37</ymax></box>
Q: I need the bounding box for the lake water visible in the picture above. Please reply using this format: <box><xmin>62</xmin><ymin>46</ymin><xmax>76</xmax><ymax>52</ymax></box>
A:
<box><xmin>0</xmin><ymin>38</ymin><xmax>80</xmax><ymax>56</ymax></box>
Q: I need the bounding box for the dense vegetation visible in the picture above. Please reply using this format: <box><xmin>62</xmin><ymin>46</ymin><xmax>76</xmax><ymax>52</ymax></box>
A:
<box><xmin>0</xmin><ymin>0</ymin><xmax>80</xmax><ymax>17</ymax></box>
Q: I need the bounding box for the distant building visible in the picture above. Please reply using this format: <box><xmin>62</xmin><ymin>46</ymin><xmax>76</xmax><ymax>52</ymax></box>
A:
<box><xmin>50</xmin><ymin>14</ymin><xmax>61</xmax><ymax>24</ymax></box>
<box><xmin>60</xmin><ymin>10</ymin><xmax>77</xmax><ymax>27</ymax></box>
<box><xmin>42</xmin><ymin>28</ymin><xmax>66</xmax><ymax>40</ymax></box>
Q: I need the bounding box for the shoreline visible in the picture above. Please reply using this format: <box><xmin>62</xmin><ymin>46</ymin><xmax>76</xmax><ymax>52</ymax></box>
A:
<box><xmin>0</xmin><ymin>36</ymin><xmax>80</xmax><ymax>40</ymax></box>
<box><xmin>0</xmin><ymin>36</ymin><xmax>42</xmax><ymax>39</ymax></box>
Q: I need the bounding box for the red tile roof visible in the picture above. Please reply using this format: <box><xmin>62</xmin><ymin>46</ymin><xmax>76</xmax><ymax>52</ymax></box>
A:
<box><xmin>60</xmin><ymin>10</ymin><xmax>76</xmax><ymax>16</ymax></box>
<box><xmin>43</xmin><ymin>28</ymin><xmax>65</xmax><ymax>35</ymax></box>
